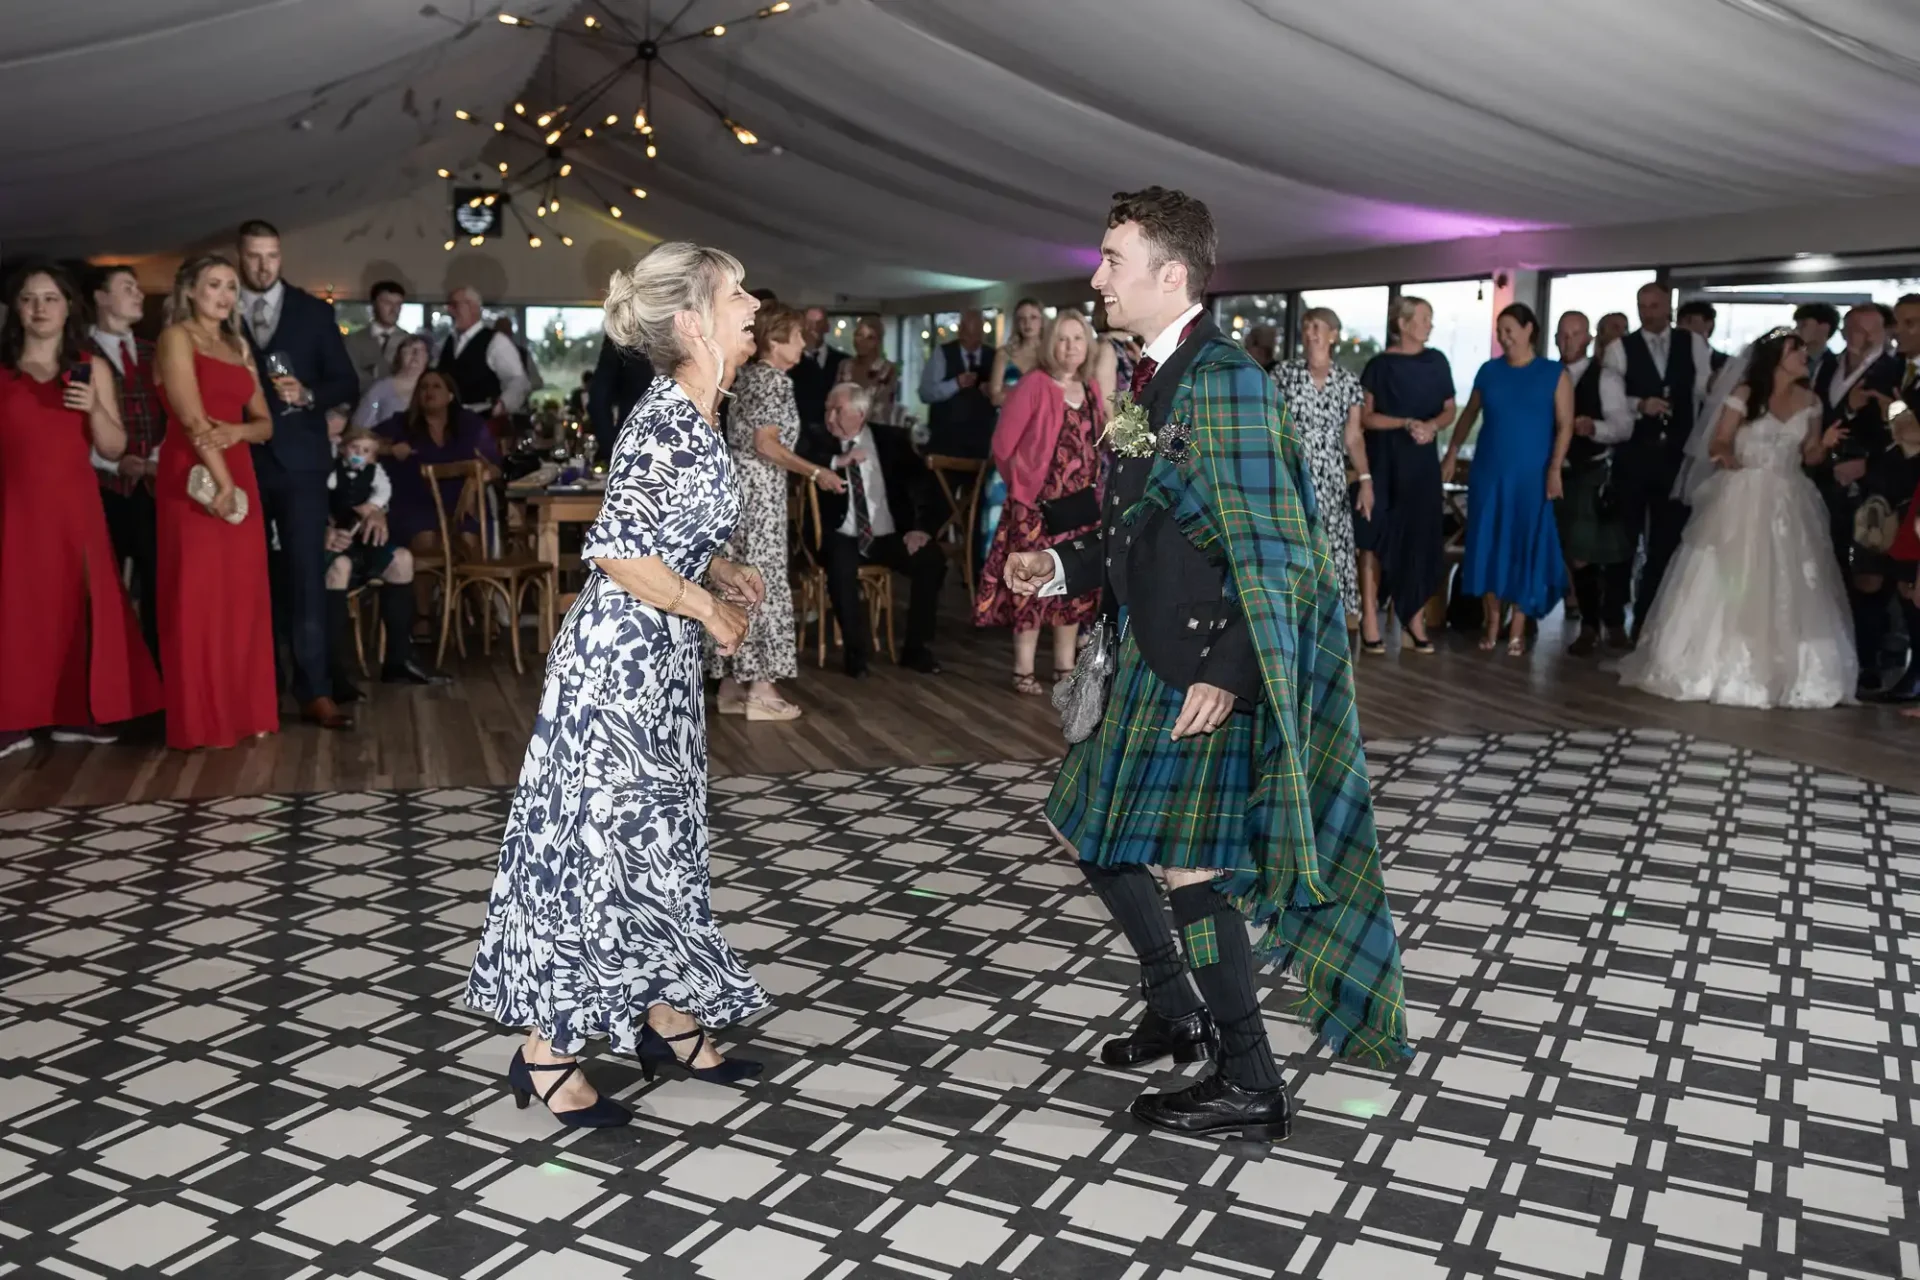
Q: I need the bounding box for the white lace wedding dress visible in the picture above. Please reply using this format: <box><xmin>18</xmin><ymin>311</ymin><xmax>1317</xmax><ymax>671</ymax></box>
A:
<box><xmin>1620</xmin><ymin>401</ymin><xmax>1856</xmax><ymax>708</ymax></box>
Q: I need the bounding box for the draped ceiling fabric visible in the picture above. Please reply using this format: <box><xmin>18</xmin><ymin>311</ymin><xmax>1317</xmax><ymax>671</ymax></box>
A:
<box><xmin>4</xmin><ymin>0</ymin><xmax>1920</xmax><ymax>302</ymax></box>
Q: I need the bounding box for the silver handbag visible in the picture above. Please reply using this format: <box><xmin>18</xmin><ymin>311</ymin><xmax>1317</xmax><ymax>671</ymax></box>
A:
<box><xmin>1051</xmin><ymin>617</ymin><xmax>1116</xmax><ymax>744</ymax></box>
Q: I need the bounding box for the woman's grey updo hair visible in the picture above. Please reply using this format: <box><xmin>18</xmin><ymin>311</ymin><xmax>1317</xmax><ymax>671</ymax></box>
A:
<box><xmin>602</xmin><ymin>241</ymin><xmax>744</xmax><ymax>373</ymax></box>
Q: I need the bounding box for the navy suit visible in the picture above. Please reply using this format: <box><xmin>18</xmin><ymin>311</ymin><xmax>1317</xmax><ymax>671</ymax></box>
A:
<box><xmin>246</xmin><ymin>282</ymin><xmax>358</xmax><ymax>704</ymax></box>
<box><xmin>586</xmin><ymin>337</ymin><xmax>655</xmax><ymax>459</ymax></box>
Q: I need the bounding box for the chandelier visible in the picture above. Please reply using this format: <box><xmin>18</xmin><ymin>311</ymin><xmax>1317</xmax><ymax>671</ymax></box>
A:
<box><xmin>438</xmin><ymin>1</ymin><xmax>789</xmax><ymax>249</ymax></box>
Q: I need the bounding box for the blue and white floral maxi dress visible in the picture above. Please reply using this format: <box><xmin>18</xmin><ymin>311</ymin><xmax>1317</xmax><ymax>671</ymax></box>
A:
<box><xmin>466</xmin><ymin>380</ymin><xmax>770</xmax><ymax>1055</ymax></box>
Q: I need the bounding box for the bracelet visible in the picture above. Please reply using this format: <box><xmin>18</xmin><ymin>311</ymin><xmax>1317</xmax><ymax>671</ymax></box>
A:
<box><xmin>1356</xmin><ymin>473</ymin><xmax>1372</xmax><ymax>482</ymax></box>
<box><xmin>665</xmin><ymin>576</ymin><xmax>688</xmax><ymax>615</ymax></box>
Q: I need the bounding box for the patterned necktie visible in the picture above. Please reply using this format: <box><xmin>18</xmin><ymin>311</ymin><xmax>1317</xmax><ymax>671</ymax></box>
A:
<box><xmin>121</xmin><ymin>338</ymin><xmax>137</xmax><ymax>379</ymax></box>
<box><xmin>251</xmin><ymin>297</ymin><xmax>270</xmax><ymax>343</ymax></box>
<box><xmin>846</xmin><ymin>450</ymin><xmax>874</xmax><ymax>554</ymax></box>
<box><xmin>1129</xmin><ymin>354</ymin><xmax>1157</xmax><ymax>399</ymax></box>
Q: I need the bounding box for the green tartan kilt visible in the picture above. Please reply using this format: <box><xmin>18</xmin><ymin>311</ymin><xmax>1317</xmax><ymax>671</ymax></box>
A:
<box><xmin>1556</xmin><ymin>459</ymin><xmax>1633</xmax><ymax>566</ymax></box>
<box><xmin>1046</xmin><ymin>632</ymin><xmax>1261</xmax><ymax>873</ymax></box>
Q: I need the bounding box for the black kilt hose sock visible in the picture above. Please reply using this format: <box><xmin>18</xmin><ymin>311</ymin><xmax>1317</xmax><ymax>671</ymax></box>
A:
<box><xmin>1079</xmin><ymin>862</ymin><xmax>1201</xmax><ymax>1019</ymax></box>
<box><xmin>1168</xmin><ymin>882</ymin><xmax>1285</xmax><ymax>1091</ymax></box>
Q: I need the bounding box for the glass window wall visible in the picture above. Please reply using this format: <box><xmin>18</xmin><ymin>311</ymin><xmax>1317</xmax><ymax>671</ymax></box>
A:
<box><xmin>1300</xmin><ymin>286</ymin><xmax>1390</xmax><ymax>377</ymax></box>
<box><xmin>1543</xmin><ymin>271</ymin><xmax>1652</xmax><ymax>339</ymax></box>
<box><xmin>1400</xmin><ymin>279</ymin><xmax>1492</xmax><ymax>404</ymax></box>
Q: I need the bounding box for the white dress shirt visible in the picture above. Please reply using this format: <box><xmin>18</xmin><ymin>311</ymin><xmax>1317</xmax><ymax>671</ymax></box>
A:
<box><xmin>327</xmin><ymin>458</ymin><xmax>393</xmax><ymax>511</ymax></box>
<box><xmin>835</xmin><ymin>427</ymin><xmax>895</xmax><ymax>540</ymax></box>
<box><xmin>918</xmin><ymin>341</ymin><xmax>987</xmax><ymax>404</ymax></box>
<box><xmin>238</xmin><ymin>280</ymin><xmax>286</xmax><ymax>348</ymax></box>
<box><xmin>1566</xmin><ymin>344</ymin><xmax>1635</xmax><ymax>447</ymax></box>
<box><xmin>1825</xmin><ymin>345</ymin><xmax>1890</xmax><ymax>409</ymax></box>
<box><xmin>450</xmin><ymin>323</ymin><xmax>531</xmax><ymax>414</ymax></box>
<box><xmin>88</xmin><ymin>325</ymin><xmax>156</xmax><ymax>475</ymax></box>
<box><xmin>1038</xmin><ymin>303</ymin><xmax>1205</xmax><ymax>594</ymax></box>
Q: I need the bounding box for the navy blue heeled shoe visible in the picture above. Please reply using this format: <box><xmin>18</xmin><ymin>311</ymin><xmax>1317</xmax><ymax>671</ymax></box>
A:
<box><xmin>638</xmin><ymin>1024</ymin><xmax>763</xmax><ymax>1085</ymax></box>
<box><xmin>507</xmin><ymin>1048</ymin><xmax>632</xmax><ymax>1128</ymax></box>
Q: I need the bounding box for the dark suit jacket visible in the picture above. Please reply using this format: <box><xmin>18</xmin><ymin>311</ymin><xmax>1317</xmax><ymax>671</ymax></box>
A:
<box><xmin>791</xmin><ymin>345</ymin><xmax>846</xmax><ymax>430</ymax></box>
<box><xmin>247</xmin><ymin>283</ymin><xmax>357</xmax><ymax>478</ymax></box>
<box><xmin>1051</xmin><ymin>312</ymin><xmax>1260</xmax><ymax>703</ymax></box>
<box><xmin>796</xmin><ymin>424</ymin><xmax>941</xmax><ymax>543</ymax></box>
<box><xmin>588</xmin><ymin>338</ymin><xmax>655</xmax><ymax>456</ymax></box>
<box><xmin>1814</xmin><ymin>350</ymin><xmax>1903</xmax><ymax>445</ymax></box>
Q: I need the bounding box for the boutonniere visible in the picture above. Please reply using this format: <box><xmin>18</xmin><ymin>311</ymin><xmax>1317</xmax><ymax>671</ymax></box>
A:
<box><xmin>1102</xmin><ymin>391</ymin><xmax>1154</xmax><ymax>458</ymax></box>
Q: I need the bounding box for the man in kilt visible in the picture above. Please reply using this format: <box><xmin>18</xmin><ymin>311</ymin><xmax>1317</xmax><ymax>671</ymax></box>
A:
<box><xmin>1007</xmin><ymin>188</ymin><xmax>1410</xmax><ymax>1141</ymax></box>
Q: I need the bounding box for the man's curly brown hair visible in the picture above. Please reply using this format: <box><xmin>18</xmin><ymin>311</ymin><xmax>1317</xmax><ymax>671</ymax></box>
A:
<box><xmin>1106</xmin><ymin>187</ymin><xmax>1216</xmax><ymax>303</ymax></box>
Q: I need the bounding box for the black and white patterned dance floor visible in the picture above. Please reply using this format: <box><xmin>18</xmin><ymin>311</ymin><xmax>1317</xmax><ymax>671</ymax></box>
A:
<box><xmin>1</xmin><ymin>730</ymin><xmax>1915</xmax><ymax>1280</ymax></box>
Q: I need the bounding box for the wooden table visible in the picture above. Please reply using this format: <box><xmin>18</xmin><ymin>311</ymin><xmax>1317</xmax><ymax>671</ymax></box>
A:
<box><xmin>513</xmin><ymin>488</ymin><xmax>603</xmax><ymax>629</ymax></box>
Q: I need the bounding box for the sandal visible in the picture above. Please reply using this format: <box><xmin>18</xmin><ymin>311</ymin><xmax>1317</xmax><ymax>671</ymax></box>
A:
<box><xmin>1506</xmin><ymin>637</ymin><xmax>1527</xmax><ymax>658</ymax></box>
<box><xmin>1012</xmin><ymin>671</ymin><xmax>1045</xmax><ymax>696</ymax></box>
<box><xmin>1053</xmin><ymin>668</ymin><xmax>1075</xmax><ymax>685</ymax></box>
<box><xmin>744</xmin><ymin>694</ymin><xmax>801</xmax><ymax>722</ymax></box>
<box><xmin>1407</xmin><ymin>632</ymin><xmax>1437</xmax><ymax>655</ymax></box>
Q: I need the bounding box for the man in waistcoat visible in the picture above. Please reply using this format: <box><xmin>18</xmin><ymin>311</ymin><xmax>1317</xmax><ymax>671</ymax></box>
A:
<box><xmin>1554</xmin><ymin>310</ymin><xmax>1636</xmax><ymax>655</ymax></box>
<box><xmin>1619</xmin><ymin>282</ymin><xmax>1714</xmax><ymax>641</ymax></box>
<box><xmin>437</xmin><ymin>287</ymin><xmax>530</xmax><ymax>420</ymax></box>
<box><xmin>917</xmin><ymin>309</ymin><xmax>998</xmax><ymax>458</ymax></box>
<box><xmin>1005</xmin><ymin>187</ymin><xmax>1409</xmax><ymax>1142</ymax></box>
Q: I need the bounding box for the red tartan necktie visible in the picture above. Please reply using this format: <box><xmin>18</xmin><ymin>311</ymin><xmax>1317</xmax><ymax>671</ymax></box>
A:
<box><xmin>120</xmin><ymin>339</ymin><xmax>137</xmax><ymax>381</ymax></box>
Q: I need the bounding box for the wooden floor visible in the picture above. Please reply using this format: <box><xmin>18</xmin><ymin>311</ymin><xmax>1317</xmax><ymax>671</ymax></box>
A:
<box><xmin>2</xmin><ymin>591</ymin><xmax>1914</xmax><ymax>809</ymax></box>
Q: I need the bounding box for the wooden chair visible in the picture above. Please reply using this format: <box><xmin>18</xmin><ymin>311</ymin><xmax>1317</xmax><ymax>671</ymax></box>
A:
<box><xmin>345</xmin><ymin>585</ymin><xmax>387</xmax><ymax>677</ymax></box>
<box><xmin>793</xmin><ymin>481</ymin><xmax>895</xmax><ymax>665</ymax></box>
<box><xmin>422</xmin><ymin>460</ymin><xmax>557</xmax><ymax>674</ymax></box>
<box><xmin>924</xmin><ymin>454</ymin><xmax>987</xmax><ymax>598</ymax></box>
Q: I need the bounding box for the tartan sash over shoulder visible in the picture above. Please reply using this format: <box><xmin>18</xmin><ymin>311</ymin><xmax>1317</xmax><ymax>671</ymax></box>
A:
<box><xmin>1141</xmin><ymin>338</ymin><xmax>1412</xmax><ymax>1066</ymax></box>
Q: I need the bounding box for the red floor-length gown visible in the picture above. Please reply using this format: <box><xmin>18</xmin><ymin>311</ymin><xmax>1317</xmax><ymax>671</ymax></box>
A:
<box><xmin>0</xmin><ymin>364</ymin><xmax>164</xmax><ymax>732</ymax></box>
<box><xmin>155</xmin><ymin>350</ymin><xmax>278</xmax><ymax>749</ymax></box>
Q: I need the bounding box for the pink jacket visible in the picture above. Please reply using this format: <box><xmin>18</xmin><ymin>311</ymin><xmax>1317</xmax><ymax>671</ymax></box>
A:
<box><xmin>990</xmin><ymin>372</ymin><xmax>1106</xmax><ymax>507</ymax></box>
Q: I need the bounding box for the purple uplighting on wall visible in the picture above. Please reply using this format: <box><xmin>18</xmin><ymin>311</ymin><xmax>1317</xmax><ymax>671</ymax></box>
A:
<box><xmin>1346</xmin><ymin>201</ymin><xmax>1558</xmax><ymax>243</ymax></box>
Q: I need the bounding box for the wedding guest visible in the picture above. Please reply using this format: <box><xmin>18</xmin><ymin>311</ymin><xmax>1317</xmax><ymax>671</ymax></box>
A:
<box><xmin>1091</xmin><ymin>300</ymin><xmax>1138</xmax><ymax>404</ymax></box>
<box><xmin>1796</xmin><ymin>301</ymin><xmax>1840</xmax><ymax>389</ymax></box>
<box><xmin>799</xmin><ymin>382</ymin><xmax>947</xmax><ymax>678</ymax></box>
<box><xmin>1859</xmin><ymin>295</ymin><xmax>1920</xmax><ymax>702</ymax></box>
<box><xmin>919</xmin><ymin>308</ymin><xmax>997</xmax><ymax>458</ymax></box>
<box><xmin>791</xmin><ymin>306</ymin><xmax>845</xmax><ymax>445</ymax></box>
<box><xmin>1554</xmin><ymin>311</ymin><xmax>1636</xmax><ymax>655</ymax></box>
<box><xmin>1619</xmin><ymin>282</ymin><xmax>1713</xmax><ymax>642</ymax></box>
<box><xmin>711</xmin><ymin>304</ymin><xmax>838</xmax><ymax>722</ymax></box>
<box><xmin>373</xmin><ymin>370</ymin><xmax>500</xmax><ymax>575</ymax></box>
<box><xmin>0</xmin><ymin>262</ymin><xmax>160</xmax><ymax>761</ymax></box>
<box><xmin>436</xmin><ymin>286</ymin><xmax>529</xmax><ymax>418</ymax></box>
<box><xmin>344</xmin><ymin>280</ymin><xmax>409</xmax><ymax>393</ymax></box>
<box><xmin>586</xmin><ymin>334</ymin><xmax>655</xmax><ymax>458</ymax></box>
<box><xmin>156</xmin><ymin>254</ymin><xmax>280</xmax><ymax>749</ymax></box>
<box><xmin>836</xmin><ymin>314</ymin><xmax>900</xmax><ymax>424</ymax></box>
<box><xmin>975</xmin><ymin>311</ymin><xmax>1106</xmax><ymax>692</ymax></box>
<box><xmin>351</xmin><ymin>334</ymin><xmax>429</xmax><ymax>429</ymax></box>
<box><xmin>1443</xmin><ymin>303</ymin><xmax>1572</xmax><ymax>654</ymax></box>
<box><xmin>1677</xmin><ymin>299</ymin><xmax>1728</xmax><ymax>374</ymax></box>
<box><xmin>89</xmin><ymin>264</ymin><xmax>166</xmax><ymax>663</ymax></box>
<box><xmin>1356</xmin><ymin>295</ymin><xmax>1454</xmax><ymax>653</ymax></box>
<box><xmin>466</xmin><ymin>242</ymin><xmax>770</xmax><ymax>1125</ymax></box>
<box><xmin>322</xmin><ymin>427</ymin><xmax>439</xmax><ymax>696</ymax></box>
<box><xmin>989</xmin><ymin>298</ymin><xmax>1046</xmax><ymax>408</ymax></box>
<box><xmin>1272</xmin><ymin>306</ymin><xmax>1368</xmax><ymax>625</ymax></box>
<box><xmin>1244</xmin><ymin>323</ymin><xmax>1280</xmax><ymax>373</ymax></box>
<box><xmin>1812</xmin><ymin>304</ymin><xmax>1901</xmax><ymax>584</ymax></box>
<box><xmin>236</xmin><ymin>219</ymin><xmax>359</xmax><ymax>730</ymax></box>
<box><xmin>495</xmin><ymin>314</ymin><xmax>543</xmax><ymax>394</ymax></box>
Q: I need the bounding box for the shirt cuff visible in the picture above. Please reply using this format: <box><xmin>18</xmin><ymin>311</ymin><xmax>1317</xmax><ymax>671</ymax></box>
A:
<box><xmin>1037</xmin><ymin>547</ymin><xmax>1067</xmax><ymax>598</ymax></box>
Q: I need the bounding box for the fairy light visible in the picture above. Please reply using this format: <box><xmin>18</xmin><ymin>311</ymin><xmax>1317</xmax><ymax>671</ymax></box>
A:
<box><xmin>537</xmin><ymin>113</ymin><xmax>553</xmax><ymax>127</ymax></box>
<box><xmin>455</xmin><ymin>109</ymin><xmax>471</xmax><ymax>121</ymax></box>
<box><xmin>436</xmin><ymin>167</ymin><xmax>452</xmax><ymax>178</ymax></box>
<box><xmin>631</xmin><ymin>187</ymin><xmax>647</xmax><ymax>199</ymax></box>
<box><xmin>469</xmin><ymin>234</ymin><xmax>484</xmax><ymax>246</ymax></box>
<box><xmin>443</xmin><ymin>239</ymin><xmax>455</xmax><ymax>251</ymax></box>
<box><xmin>707</xmin><ymin>23</ymin><xmax>726</xmax><ymax>36</ymax></box>
<box><xmin>494</xmin><ymin>122</ymin><xmax>505</xmax><ymax>132</ymax></box>
<box><xmin>545</xmin><ymin>129</ymin><xmax>562</xmax><ymax>145</ymax></box>
<box><xmin>646</xmin><ymin>143</ymin><xmax>657</xmax><ymax>158</ymax></box>
<box><xmin>514</xmin><ymin>102</ymin><xmax>526</xmax><ymax>115</ymax></box>
<box><xmin>559</xmin><ymin>163</ymin><xmax>573</xmax><ymax>176</ymax></box>
<box><xmin>604</xmin><ymin>114</ymin><xmax>618</xmax><ymax>126</ymax></box>
<box><xmin>561</xmin><ymin>235</ymin><xmax>574</xmax><ymax>247</ymax></box>
<box><xmin>497</xmin><ymin>162</ymin><xmax>510</xmax><ymax>174</ymax></box>
<box><xmin>609</xmin><ymin>204</ymin><xmax>622</xmax><ymax>218</ymax></box>
<box><xmin>498</xmin><ymin>12</ymin><xmax>522</xmax><ymax>24</ymax></box>
<box><xmin>528</xmin><ymin>235</ymin><xmax>542</xmax><ymax>248</ymax></box>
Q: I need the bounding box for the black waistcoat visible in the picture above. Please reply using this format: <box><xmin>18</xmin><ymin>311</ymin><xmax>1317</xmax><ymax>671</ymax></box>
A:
<box><xmin>440</xmin><ymin>329</ymin><xmax>501</xmax><ymax>408</ymax></box>
<box><xmin>1567</xmin><ymin>355</ymin><xmax>1608</xmax><ymax>466</ymax></box>
<box><xmin>925</xmin><ymin>342</ymin><xmax>996</xmax><ymax>458</ymax></box>
<box><xmin>1621</xmin><ymin>330</ymin><xmax>1694</xmax><ymax>450</ymax></box>
<box><xmin>330</xmin><ymin>459</ymin><xmax>377</xmax><ymax>527</ymax></box>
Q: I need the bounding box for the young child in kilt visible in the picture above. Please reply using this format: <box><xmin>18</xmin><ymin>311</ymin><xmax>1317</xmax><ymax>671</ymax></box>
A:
<box><xmin>1006</xmin><ymin>188</ymin><xmax>1410</xmax><ymax>1141</ymax></box>
<box><xmin>325</xmin><ymin>427</ymin><xmax>440</xmax><ymax>695</ymax></box>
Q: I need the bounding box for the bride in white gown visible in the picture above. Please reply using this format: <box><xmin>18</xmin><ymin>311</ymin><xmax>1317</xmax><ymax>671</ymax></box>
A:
<box><xmin>1621</xmin><ymin>327</ymin><xmax>1857</xmax><ymax>708</ymax></box>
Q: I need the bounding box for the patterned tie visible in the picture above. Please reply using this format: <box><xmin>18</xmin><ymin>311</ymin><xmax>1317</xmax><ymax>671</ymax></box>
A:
<box><xmin>121</xmin><ymin>338</ymin><xmax>137</xmax><ymax>380</ymax></box>
<box><xmin>1129</xmin><ymin>354</ymin><xmax>1157</xmax><ymax>400</ymax></box>
<box><xmin>251</xmin><ymin>297</ymin><xmax>270</xmax><ymax>343</ymax></box>
<box><xmin>846</xmin><ymin>453</ymin><xmax>874</xmax><ymax>555</ymax></box>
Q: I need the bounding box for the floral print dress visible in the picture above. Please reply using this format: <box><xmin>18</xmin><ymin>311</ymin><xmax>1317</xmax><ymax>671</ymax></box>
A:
<box><xmin>708</xmin><ymin>360</ymin><xmax>798</xmax><ymax>684</ymax></box>
<box><xmin>974</xmin><ymin>396</ymin><xmax>1103</xmax><ymax>631</ymax></box>
<box><xmin>1272</xmin><ymin>359</ymin><xmax>1364</xmax><ymax>618</ymax></box>
<box><xmin>466</xmin><ymin>380</ymin><xmax>769</xmax><ymax>1055</ymax></box>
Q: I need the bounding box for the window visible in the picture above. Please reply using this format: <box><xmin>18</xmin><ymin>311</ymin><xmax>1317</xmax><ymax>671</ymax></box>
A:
<box><xmin>1301</xmin><ymin>286</ymin><xmax>1389</xmax><ymax>377</ymax></box>
<box><xmin>523</xmin><ymin>306</ymin><xmax>606</xmax><ymax>409</ymax></box>
<box><xmin>332</xmin><ymin>301</ymin><xmax>426</xmax><ymax>338</ymax></box>
<box><xmin>1544</xmin><ymin>271</ymin><xmax>1651</xmax><ymax>340</ymax></box>
<box><xmin>1401</xmin><ymin>279</ymin><xmax>1493</xmax><ymax>405</ymax></box>
<box><xmin>1213</xmin><ymin>294</ymin><xmax>1288</xmax><ymax>354</ymax></box>
<box><xmin>1687</xmin><ymin>277</ymin><xmax>1920</xmax><ymax>356</ymax></box>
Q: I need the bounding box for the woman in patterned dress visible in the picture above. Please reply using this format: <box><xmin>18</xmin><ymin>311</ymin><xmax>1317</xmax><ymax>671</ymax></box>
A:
<box><xmin>1271</xmin><ymin>306</ymin><xmax>1370</xmax><ymax>628</ymax></box>
<box><xmin>466</xmin><ymin>243</ymin><xmax>770</xmax><ymax>1128</ymax></box>
<box><xmin>711</xmin><ymin>304</ymin><xmax>844</xmax><ymax>722</ymax></box>
<box><xmin>975</xmin><ymin>311</ymin><xmax>1106</xmax><ymax>692</ymax></box>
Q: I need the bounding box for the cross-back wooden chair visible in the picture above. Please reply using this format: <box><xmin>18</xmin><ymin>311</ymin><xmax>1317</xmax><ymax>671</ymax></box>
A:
<box><xmin>793</xmin><ymin>480</ymin><xmax>896</xmax><ymax>665</ymax></box>
<box><xmin>923</xmin><ymin>454</ymin><xmax>988</xmax><ymax>598</ymax></box>
<box><xmin>421</xmin><ymin>460</ymin><xmax>557</xmax><ymax>674</ymax></box>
